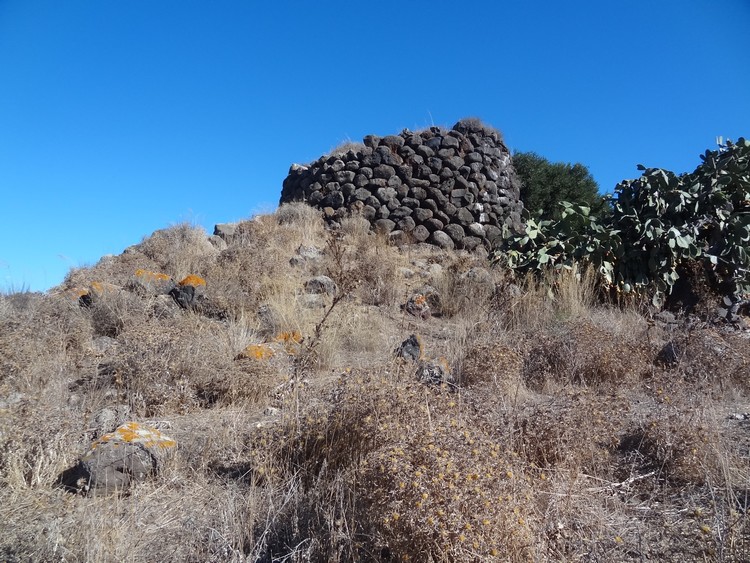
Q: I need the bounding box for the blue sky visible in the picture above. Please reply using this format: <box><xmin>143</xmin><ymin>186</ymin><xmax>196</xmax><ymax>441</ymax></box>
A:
<box><xmin>1</xmin><ymin>1</ymin><xmax>749</xmax><ymax>292</ymax></box>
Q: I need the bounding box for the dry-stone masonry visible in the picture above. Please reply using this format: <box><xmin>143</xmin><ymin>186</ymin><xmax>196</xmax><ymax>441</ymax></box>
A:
<box><xmin>280</xmin><ymin>119</ymin><xmax>524</xmax><ymax>251</ymax></box>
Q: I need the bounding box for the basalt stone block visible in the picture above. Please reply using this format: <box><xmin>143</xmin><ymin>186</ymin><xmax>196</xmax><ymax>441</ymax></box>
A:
<box><xmin>434</xmin><ymin>210</ymin><xmax>450</xmax><ymax>225</ymax></box>
<box><xmin>363</xmin><ymin>135</ymin><xmax>380</xmax><ymax>148</ymax></box>
<box><xmin>375</xmin><ymin>218</ymin><xmax>396</xmax><ymax>234</ymax></box>
<box><xmin>390</xmin><ymin>206</ymin><xmax>413</xmax><ymax>221</ymax></box>
<box><xmin>424</xmin><ymin>218</ymin><xmax>445</xmax><ymax>232</ymax></box>
<box><xmin>442</xmin><ymin>135</ymin><xmax>460</xmax><ymax>149</ymax></box>
<box><xmin>412</xmin><ymin>224</ymin><xmax>430</xmax><ymax>242</ymax></box>
<box><xmin>361</xmin><ymin>153</ymin><xmax>382</xmax><ymax>167</ymax></box>
<box><xmin>399</xmin><ymin>145</ymin><xmax>416</xmax><ymax>159</ymax></box>
<box><xmin>421</xmin><ymin>199</ymin><xmax>438</xmax><ymax>212</ymax></box>
<box><xmin>387</xmin><ymin>175</ymin><xmax>402</xmax><ymax>188</ymax></box>
<box><xmin>322</xmin><ymin>191</ymin><xmax>345</xmax><ymax>208</ymax></box>
<box><xmin>397</xmin><ymin>216</ymin><xmax>416</xmax><ymax>232</ymax></box>
<box><xmin>59</xmin><ymin>422</ymin><xmax>177</xmax><ymax>496</ymax></box>
<box><xmin>375</xmin><ymin>186</ymin><xmax>396</xmax><ymax>203</ymax></box>
<box><xmin>456</xmin><ymin>207</ymin><xmax>475</xmax><ymax>225</ymax></box>
<box><xmin>416</xmin><ymin>145</ymin><xmax>435</xmax><ymax>159</ymax></box>
<box><xmin>382</xmin><ymin>135</ymin><xmax>405</xmax><ymax>148</ymax></box>
<box><xmin>379</xmin><ymin>150</ymin><xmax>403</xmax><ymax>167</ymax></box>
<box><xmin>460</xmin><ymin>236</ymin><xmax>483</xmax><ymax>251</ymax></box>
<box><xmin>354</xmin><ymin>188</ymin><xmax>370</xmax><ymax>201</ymax></box>
<box><xmin>444</xmin><ymin>223</ymin><xmax>465</xmax><ymax>243</ymax></box>
<box><xmin>429</xmin><ymin>230</ymin><xmax>454</xmax><ymax>250</ymax></box>
<box><xmin>410</xmin><ymin>178</ymin><xmax>431</xmax><ymax>188</ymax></box>
<box><xmin>373</xmin><ymin>164</ymin><xmax>396</xmax><ymax>179</ymax></box>
<box><xmin>335</xmin><ymin>170</ymin><xmax>356</xmax><ymax>183</ymax></box>
<box><xmin>361</xmin><ymin>205</ymin><xmax>377</xmax><ymax>221</ymax></box>
<box><xmin>413</xmin><ymin>208</ymin><xmax>433</xmax><ymax>223</ymax></box>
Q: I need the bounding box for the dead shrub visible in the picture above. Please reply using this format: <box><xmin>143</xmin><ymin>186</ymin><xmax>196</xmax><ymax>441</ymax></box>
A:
<box><xmin>459</xmin><ymin>342</ymin><xmax>524</xmax><ymax>391</ymax></box>
<box><xmin>522</xmin><ymin>320</ymin><xmax>653</xmax><ymax>390</ymax></box>
<box><xmin>428</xmin><ymin>257</ymin><xmax>497</xmax><ymax>319</ymax></box>
<box><xmin>513</xmin><ymin>393</ymin><xmax>623</xmax><ymax>474</ymax></box>
<box><xmin>617</xmin><ymin>404</ymin><xmax>723</xmax><ymax>485</ymax></box>
<box><xmin>135</xmin><ymin>223</ymin><xmax>217</xmax><ymax>280</ymax></box>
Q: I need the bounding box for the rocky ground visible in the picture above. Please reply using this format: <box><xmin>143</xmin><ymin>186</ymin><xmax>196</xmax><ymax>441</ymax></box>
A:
<box><xmin>1</xmin><ymin>204</ymin><xmax>748</xmax><ymax>562</ymax></box>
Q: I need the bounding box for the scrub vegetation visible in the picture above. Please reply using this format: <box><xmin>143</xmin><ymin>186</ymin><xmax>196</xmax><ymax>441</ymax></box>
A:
<box><xmin>1</xmin><ymin>200</ymin><xmax>749</xmax><ymax>562</ymax></box>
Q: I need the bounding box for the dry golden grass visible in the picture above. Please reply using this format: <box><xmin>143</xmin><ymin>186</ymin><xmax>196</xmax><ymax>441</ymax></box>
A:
<box><xmin>1</xmin><ymin>206</ymin><xmax>749</xmax><ymax>562</ymax></box>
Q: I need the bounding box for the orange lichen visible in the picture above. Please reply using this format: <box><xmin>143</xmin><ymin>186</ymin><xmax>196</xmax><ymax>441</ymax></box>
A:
<box><xmin>179</xmin><ymin>274</ymin><xmax>206</xmax><ymax>288</ymax></box>
<box><xmin>67</xmin><ymin>287</ymin><xmax>90</xmax><ymax>300</ymax></box>
<box><xmin>89</xmin><ymin>281</ymin><xmax>120</xmax><ymax>295</ymax></box>
<box><xmin>135</xmin><ymin>269</ymin><xmax>171</xmax><ymax>282</ymax></box>
<box><xmin>91</xmin><ymin>422</ymin><xmax>177</xmax><ymax>451</ymax></box>
<box><xmin>275</xmin><ymin>331</ymin><xmax>303</xmax><ymax>344</ymax></box>
<box><xmin>242</xmin><ymin>344</ymin><xmax>275</xmax><ymax>360</ymax></box>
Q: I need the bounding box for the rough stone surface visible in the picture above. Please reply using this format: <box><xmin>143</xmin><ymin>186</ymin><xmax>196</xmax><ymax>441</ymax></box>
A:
<box><xmin>396</xmin><ymin>334</ymin><xmax>423</xmax><ymax>362</ymax></box>
<box><xmin>59</xmin><ymin>422</ymin><xmax>177</xmax><ymax>496</ymax></box>
<box><xmin>304</xmin><ymin>275</ymin><xmax>337</xmax><ymax>296</ymax></box>
<box><xmin>416</xmin><ymin>359</ymin><xmax>456</xmax><ymax>387</ymax></box>
<box><xmin>280</xmin><ymin>119</ymin><xmax>524</xmax><ymax>251</ymax></box>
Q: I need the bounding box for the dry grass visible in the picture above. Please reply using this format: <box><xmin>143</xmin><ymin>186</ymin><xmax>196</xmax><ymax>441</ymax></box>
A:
<box><xmin>1</xmin><ymin>206</ymin><xmax>749</xmax><ymax>562</ymax></box>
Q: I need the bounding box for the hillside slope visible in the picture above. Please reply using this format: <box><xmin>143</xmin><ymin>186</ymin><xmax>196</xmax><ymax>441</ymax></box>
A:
<box><xmin>1</xmin><ymin>204</ymin><xmax>749</xmax><ymax>562</ymax></box>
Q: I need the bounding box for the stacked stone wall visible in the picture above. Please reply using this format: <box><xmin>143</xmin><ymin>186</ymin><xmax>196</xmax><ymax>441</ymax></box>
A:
<box><xmin>280</xmin><ymin>119</ymin><xmax>524</xmax><ymax>251</ymax></box>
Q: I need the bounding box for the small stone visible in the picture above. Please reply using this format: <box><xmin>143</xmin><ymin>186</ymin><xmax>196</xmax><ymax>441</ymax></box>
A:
<box><xmin>396</xmin><ymin>334</ymin><xmax>422</xmax><ymax>362</ymax></box>
<box><xmin>416</xmin><ymin>359</ymin><xmax>455</xmax><ymax>387</ymax></box>
<box><xmin>304</xmin><ymin>276</ymin><xmax>337</xmax><ymax>296</ymax></box>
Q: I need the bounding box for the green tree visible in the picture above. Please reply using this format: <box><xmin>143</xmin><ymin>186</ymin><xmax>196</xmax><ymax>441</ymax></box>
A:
<box><xmin>512</xmin><ymin>151</ymin><xmax>607</xmax><ymax>221</ymax></box>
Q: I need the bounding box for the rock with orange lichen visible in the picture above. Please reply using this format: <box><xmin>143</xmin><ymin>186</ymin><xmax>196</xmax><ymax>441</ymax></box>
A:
<box><xmin>237</xmin><ymin>343</ymin><xmax>276</xmax><ymax>360</ymax></box>
<box><xmin>274</xmin><ymin>331</ymin><xmax>303</xmax><ymax>354</ymax></box>
<box><xmin>403</xmin><ymin>292</ymin><xmax>431</xmax><ymax>319</ymax></box>
<box><xmin>178</xmin><ymin>274</ymin><xmax>206</xmax><ymax>288</ymax></box>
<box><xmin>130</xmin><ymin>269</ymin><xmax>175</xmax><ymax>295</ymax></box>
<box><xmin>58</xmin><ymin>422</ymin><xmax>177</xmax><ymax>496</ymax></box>
<box><xmin>168</xmin><ymin>275</ymin><xmax>207</xmax><ymax>309</ymax></box>
<box><xmin>77</xmin><ymin>281</ymin><xmax>123</xmax><ymax>307</ymax></box>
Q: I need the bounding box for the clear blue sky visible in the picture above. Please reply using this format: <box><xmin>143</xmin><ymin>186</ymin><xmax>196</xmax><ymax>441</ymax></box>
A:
<box><xmin>1</xmin><ymin>1</ymin><xmax>749</xmax><ymax>292</ymax></box>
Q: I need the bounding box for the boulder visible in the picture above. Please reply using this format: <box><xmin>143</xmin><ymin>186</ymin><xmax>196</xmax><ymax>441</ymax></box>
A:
<box><xmin>58</xmin><ymin>422</ymin><xmax>177</xmax><ymax>496</ymax></box>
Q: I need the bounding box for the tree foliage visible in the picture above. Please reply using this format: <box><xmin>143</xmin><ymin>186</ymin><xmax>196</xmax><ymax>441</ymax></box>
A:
<box><xmin>512</xmin><ymin>151</ymin><xmax>606</xmax><ymax>221</ymax></box>
<box><xmin>499</xmin><ymin>139</ymin><xmax>750</xmax><ymax>309</ymax></box>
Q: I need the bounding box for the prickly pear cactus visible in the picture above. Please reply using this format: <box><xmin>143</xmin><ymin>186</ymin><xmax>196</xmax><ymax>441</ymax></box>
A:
<box><xmin>497</xmin><ymin>138</ymin><xmax>750</xmax><ymax>311</ymax></box>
